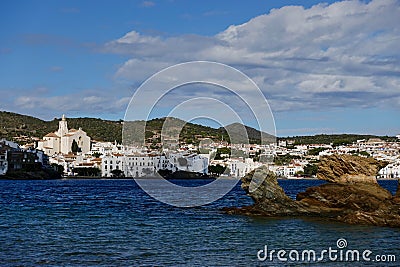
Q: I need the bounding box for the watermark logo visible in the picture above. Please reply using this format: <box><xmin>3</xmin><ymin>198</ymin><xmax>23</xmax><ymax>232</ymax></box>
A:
<box><xmin>257</xmin><ymin>238</ymin><xmax>396</xmax><ymax>263</ymax></box>
<box><xmin>122</xmin><ymin>61</ymin><xmax>276</xmax><ymax>207</ymax></box>
<box><xmin>336</xmin><ymin>238</ymin><xmax>347</xmax><ymax>249</ymax></box>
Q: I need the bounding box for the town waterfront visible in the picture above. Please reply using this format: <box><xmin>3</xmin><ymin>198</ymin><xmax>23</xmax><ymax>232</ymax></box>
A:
<box><xmin>0</xmin><ymin>179</ymin><xmax>399</xmax><ymax>266</ymax></box>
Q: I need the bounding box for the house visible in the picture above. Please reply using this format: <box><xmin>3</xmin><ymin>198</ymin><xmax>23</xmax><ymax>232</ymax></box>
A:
<box><xmin>0</xmin><ymin>145</ymin><xmax>8</xmax><ymax>175</ymax></box>
<box><xmin>7</xmin><ymin>150</ymin><xmax>39</xmax><ymax>171</ymax></box>
<box><xmin>227</xmin><ymin>158</ymin><xmax>262</xmax><ymax>177</ymax></box>
<box><xmin>379</xmin><ymin>162</ymin><xmax>400</xmax><ymax>179</ymax></box>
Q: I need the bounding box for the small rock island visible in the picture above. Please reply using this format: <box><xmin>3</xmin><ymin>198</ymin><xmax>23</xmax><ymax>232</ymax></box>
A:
<box><xmin>224</xmin><ymin>154</ymin><xmax>400</xmax><ymax>228</ymax></box>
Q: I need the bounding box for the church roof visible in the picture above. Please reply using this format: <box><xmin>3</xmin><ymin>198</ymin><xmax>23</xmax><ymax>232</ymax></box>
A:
<box><xmin>69</xmin><ymin>128</ymin><xmax>78</xmax><ymax>132</ymax></box>
<box><xmin>44</xmin><ymin>132</ymin><xmax>59</xmax><ymax>138</ymax></box>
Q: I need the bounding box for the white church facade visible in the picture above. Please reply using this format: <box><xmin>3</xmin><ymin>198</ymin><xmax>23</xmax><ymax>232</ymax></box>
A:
<box><xmin>37</xmin><ymin>115</ymin><xmax>91</xmax><ymax>156</ymax></box>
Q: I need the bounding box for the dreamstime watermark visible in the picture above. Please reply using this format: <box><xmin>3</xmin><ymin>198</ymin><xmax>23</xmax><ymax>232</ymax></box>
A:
<box><xmin>122</xmin><ymin>61</ymin><xmax>276</xmax><ymax>207</ymax></box>
<box><xmin>257</xmin><ymin>238</ymin><xmax>397</xmax><ymax>263</ymax></box>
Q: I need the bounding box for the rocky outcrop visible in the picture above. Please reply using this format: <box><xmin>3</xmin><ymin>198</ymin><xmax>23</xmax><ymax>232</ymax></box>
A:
<box><xmin>224</xmin><ymin>155</ymin><xmax>400</xmax><ymax>228</ymax></box>
<box><xmin>317</xmin><ymin>154</ymin><xmax>388</xmax><ymax>184</ymax></box>
<box><xmin>397</xmin><ymin>180</ymin><xmax>400</xmax><ymax>197</ymax></box>
<box><xmin>239</xmin><ymin>167</ymin><xmax>310</xmax><ymax>216</ymax></box>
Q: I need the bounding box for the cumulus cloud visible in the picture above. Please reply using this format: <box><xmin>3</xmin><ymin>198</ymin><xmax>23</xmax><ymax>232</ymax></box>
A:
<box><xmin>105</xmin><ymin>0</ymin><xmax>400</xmax><ymax>113</ymax></box>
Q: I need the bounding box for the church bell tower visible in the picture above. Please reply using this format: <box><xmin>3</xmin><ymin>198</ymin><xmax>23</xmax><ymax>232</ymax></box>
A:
<box><xmin>58</xmin><ymin>114</ymin><xmax>68</xmax><ymax>137</ymax></box>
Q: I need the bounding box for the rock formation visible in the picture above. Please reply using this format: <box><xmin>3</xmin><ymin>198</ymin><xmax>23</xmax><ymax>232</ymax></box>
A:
<box><xmin>397</xmin><ymin>180</ymin><xmax>400</xmax><ymax>196</ymax></box>
<box><xmin>317</xmin><ymin>154</ymin><xmax>388</xmax><ymax>184</ymax></box>
<box><xmin>224</xmin><ymin>155</ymin><xmax>400</xmax><ymax>228</ymax></box>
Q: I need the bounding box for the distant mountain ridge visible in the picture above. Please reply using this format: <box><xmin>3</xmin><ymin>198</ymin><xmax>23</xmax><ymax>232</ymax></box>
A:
<box><xmin>1</xmin><ymin>111</ymin><xmax>275</xmax><ymax>145</ymax></box>
<box><xmin>0</xmin><ymin>111</ymin><xmax>396</xmax><ymax>145</ymax></box>
<box><xmin>220</xmin><ymin>122</ymin><xmax>276</xmax><ymax>144</ymax></box>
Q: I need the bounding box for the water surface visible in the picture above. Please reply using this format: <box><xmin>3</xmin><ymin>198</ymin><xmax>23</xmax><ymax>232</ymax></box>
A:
<box><xmin>0</xmin><ymin>179</ymin><xmax>398</xmax><ymax>266</ymax></box>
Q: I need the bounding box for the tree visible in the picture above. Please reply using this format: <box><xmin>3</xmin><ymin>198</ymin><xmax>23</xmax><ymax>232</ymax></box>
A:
<box><xmin>111</xmin><ymin>169</ymin><xmax>124</xmax><ymax>177</ymax></box>
<box><xmin>304</xmin><ymin>164</ymin><xmax>318</xmax><ymax>177</ymax></box>
<box><xmin>208</xmin><ymin>164</ymin><xmax>228</xmax><ymax>176</ymax></box>
<box><xmin>92</xmin><ymin>152</ymin><xmax>102</xmax><ymax>158</ymax></box>
<box><xmin>142</xmin><ymin>168</ymin><xmax>153</xmax><ymax>175</ymax></box>
<box><xmin>73</xmin><ymin>167</ymin><xmax>100</xmax><ymax>176</ymax></box>
<box><xmin>214</xmin><ymin>147</ymin><xmax>231</xmax><ymax>160</ymax></box>
<box><xmin>359</xmin><ymin>151</ymin><xmax>370</xmax><ymax>157</ymax></box>
<box><xmin>274</xmin><ymin>153</ymin><xmax>301</xmax><ymax>166</ymax></box>
<box><xmin>51</xmin><ymin>163</ymin><xmax>64</xmax><ymax>175</ymax></box>
<box><xmin>71</xmin><ymin>139</ymin><xmax>80</xmax><ymax>153</ymax></box>
<box><xmin>307</xmin><ymin>147</ymin><xmax>328</xmax><ymax>156</ymax></box>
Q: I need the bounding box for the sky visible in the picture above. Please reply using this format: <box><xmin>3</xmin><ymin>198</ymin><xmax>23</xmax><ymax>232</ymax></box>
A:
<box><xmin>0</xmin><ymin>0</ymin><xmax>399</xmax><ymax>137</ymax></box>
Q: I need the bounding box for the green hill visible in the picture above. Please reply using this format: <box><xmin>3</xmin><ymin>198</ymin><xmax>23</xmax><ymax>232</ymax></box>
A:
<box><xmin>0</xmin><ymin>111</ymin><xmax>122</xmax><ymax>144</ymax></box>
<box><xmin>278</xmin><ymin>134</ymin><xmax>398</xmax><ymax>146</ymax></box>
<box><xmin>1</xmin><ymin>111</ymin><xmax>276</xmax><ymax>146</ymax></box>
<box><xmin>1</xmin><ymin>111</ymin><xmax>396</xmax><ymax>146</ymax></box>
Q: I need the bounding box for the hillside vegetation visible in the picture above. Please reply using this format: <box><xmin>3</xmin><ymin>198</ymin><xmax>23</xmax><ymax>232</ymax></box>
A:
<box><xmin>0</xmin><ymin>111</ymin><xmax>122</xmax><ymax>143</ymax></box>
<box><xmin>0</xmin><ymin>111</ymin><xmax>396</xmax><ymax>146</ymax></box>
<box><xmin>279</xmin><ymin>134</ymin><xmax>398</xmax><ymax>146</ymax></box>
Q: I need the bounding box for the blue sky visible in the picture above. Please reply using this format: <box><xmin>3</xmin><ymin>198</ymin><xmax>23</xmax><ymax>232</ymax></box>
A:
<box><xmin>1</xmin><ymin>0</ymin><xmax>399</xmax><ymax>136</ymax></box>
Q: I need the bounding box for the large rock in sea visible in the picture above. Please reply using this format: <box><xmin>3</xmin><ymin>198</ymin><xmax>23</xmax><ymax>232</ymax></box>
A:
<box><xmin>317</xmin><ymin>154</ymin><xmax>388</xmax><ymax>184</ymax></box>
<box><xmin>224</xmin><ymin>154</ymin><xmax>400</xmax><ymax>228</ymax></box>
<box><xmin>240</xmin><ymin>166</ymin><xmax>311</xmax><ymax>216</ymax></box>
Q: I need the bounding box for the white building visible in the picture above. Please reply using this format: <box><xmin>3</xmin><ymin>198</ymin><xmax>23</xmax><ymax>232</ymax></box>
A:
<box><xmin>283</xmin><ymin>164</ymin><xmax>304</xmax><ymax>178</ymax></box>
<box><xmin>228</xmin><ymin>158</ymin><xmax>262</xmax><ymax>178</ymax></box>
<box><xmin>0</xmin><ymin>139</ymin><xmax>21</xmax><ymax>175</ymax></box>
<box><xmin>378</xmin><ymin>162</ymin><xmax>400</xmax><ymax>179</ymax></box>
<box><xmin>125</xmin><ymin>154</ymin><xmax>158</xmax><ymax>177</ymax></box>
<box><xmin>37</xmin><ymin>115</ymin><xmax>91</xmax><ymax>155</ymax></box>
<box><xmin>167</xmin><ymin>153</ymin><xmax>209</xmax><ymax>174</ymax></box>
<box><xmin>101</xmin><ymin>152</ymin><xmax>209</xmax><ymax>177</ymax></box>
<box><xmin>268</xmin><ymin>161</ymin><xmax>305</xmax><ymax>178</ymax></box>
<box><xmin>102</xmin><ymin>153</ymin><xmax>155</xmax><ymax>177</ymax></box>
<box><xmin>0</xmin><ymin>148</ymin><xmax>8</xmax><ymax>175</ymax></box>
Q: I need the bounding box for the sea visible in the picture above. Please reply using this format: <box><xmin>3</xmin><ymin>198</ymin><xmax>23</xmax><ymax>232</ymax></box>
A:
<box><xmin>0</xmin><ymin>179</ymin><xmax>399</xmax><ymax>266</ymax></box>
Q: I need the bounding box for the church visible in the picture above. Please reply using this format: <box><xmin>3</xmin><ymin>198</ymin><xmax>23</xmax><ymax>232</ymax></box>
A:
<box><xmin>37</xmin><ymin>115</ymin><xmax>91</xmax><ymax>156</ymax></box>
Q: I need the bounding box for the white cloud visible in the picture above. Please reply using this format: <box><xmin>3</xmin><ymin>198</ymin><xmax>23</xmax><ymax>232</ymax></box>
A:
<box><xmin>50</xmin><ymin>66</ymin><xmax>63</xmax><ymax>72</ymax></box>
<box><xmin>104</xmin><ymin>0</ymin><xmax>400</xmax><ymax>113</ymax></box>
<box><xmin>10</xmin><ymin>89</ymin><xmax>131</xmax><ymax>119</ymax></box>
<box><xmin>141</xmin><ymin>1</ymin><xmax>155</xmax><ymax>8</ymax></box>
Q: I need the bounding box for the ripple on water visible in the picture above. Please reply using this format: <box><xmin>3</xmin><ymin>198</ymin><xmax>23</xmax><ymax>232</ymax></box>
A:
<box><xmin>0</xmin><ymin>179</ymin><xmax>399</xmax><ymax>266</ymax></box>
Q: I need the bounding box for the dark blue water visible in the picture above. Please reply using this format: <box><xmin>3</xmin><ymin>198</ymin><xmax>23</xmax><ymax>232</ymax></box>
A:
<box><xmin>0</xmin><ymin>179</ymin><xmax>399</xmax><ymax>266</ymax></box>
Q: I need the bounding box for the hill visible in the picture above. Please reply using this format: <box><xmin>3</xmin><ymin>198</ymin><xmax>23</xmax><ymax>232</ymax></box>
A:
<box><xmin>279</xmin><ymin>134</ymin><xmax>398</xmax><ymax>146</ymax></box>
<box><xmin>219</xmin><ymin>123</ymin><xmax>275</xmax><ymax>144</ymax></box>
<box><xmin>0</xmin><ymin>111</ymin><xmax>122</xmax><ymax>144</ymax></box>
<box><xmin>1</xmin><ymin>111</ymin><xmax>396</xmax><ymax>146</ymax></box>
